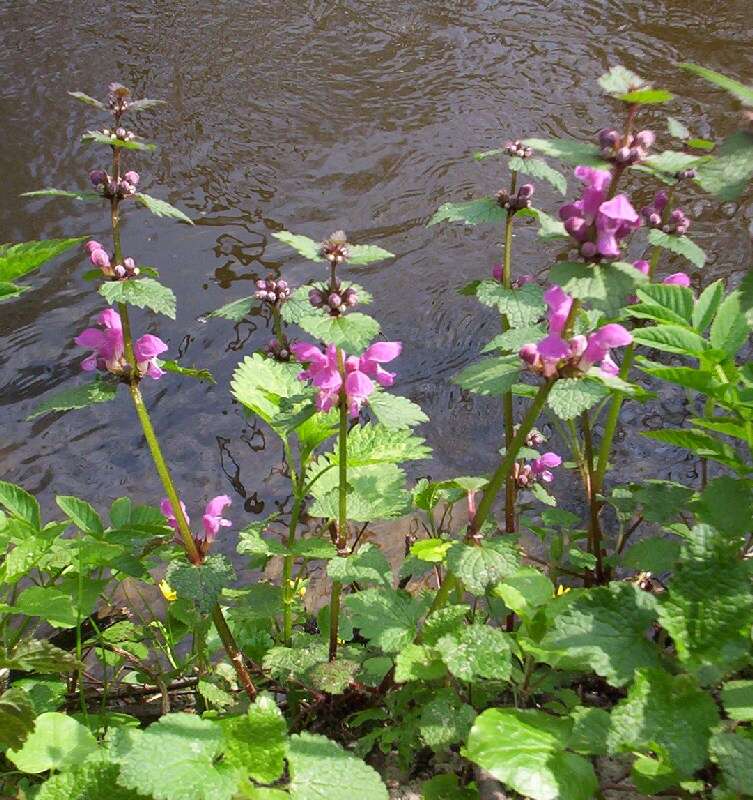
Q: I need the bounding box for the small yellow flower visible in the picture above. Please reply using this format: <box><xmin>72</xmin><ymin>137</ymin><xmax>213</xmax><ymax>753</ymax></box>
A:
<box><xmin>159</xmin><ymin>580</ymin><xmax>177</xmax><ymax>602</ymax></box>
<box><xmin>555</xmin><ymin>584</ymin><xmax>571</xmax><ymax>597</ymax></box>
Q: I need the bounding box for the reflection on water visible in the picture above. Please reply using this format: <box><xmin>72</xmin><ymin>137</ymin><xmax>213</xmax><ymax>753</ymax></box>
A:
<box><xmin>1</xmin><ymin>1</ymin><xmax>752</xmax><ymax>556</ymax></box>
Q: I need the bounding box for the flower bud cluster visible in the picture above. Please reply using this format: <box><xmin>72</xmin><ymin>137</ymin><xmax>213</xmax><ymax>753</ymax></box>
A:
<box><xmin>101</xmin><ymin>126</ymin><xmax>137</xmax><ymax>144</ymax></box>
<box><xmin>641</xmin><ymin>191</ymin><xmax>690</xmax><ymax>234</ymax></box>
<box><xmin>504</xmin><ymin>140</ymin><xmax>533</xmax><ymax>158</ymax></box>
<box><xmin>85</xmin><ymin>240</ymin><xmax>139</xmax><ymax>280</ymax></box>
<box><xmin>265</xmin><ymin>338</ymin><xmax>291</xmax><ymax>362</ymax></box>
<box><xmin>254</xmin><ymin>277</ymin><xmax>290</xmax><ymax>306</ymax></box>
<box><xmin>319</xmin><ymin>230</ymin><xmax>351</xmax><ymax>263</ymax></box>
<box><xmin>496</xmin><ymin>183</ymin><xmax>534</xmax><ymax>213</ymax></box>
<box><xmin>108</xmin><ymin>82</ymin><xmax>130</xmax><ymax>116</ymax></box>
<box><xmin>308</xmin><ymin>285</ymin><xmax>358</xmax><ymax>315</ymax></box>
<box><xmin>598</xmin><ymin>128</ymin><xmax>654</xmax><ymax>165</ymax></box>
<box><xmin>524</xmin><ymin>428</ymin><xmax>546</xmax><ymax>448</ymax></box>
<box><xmin>675</xmin><ymin>168</ymin><xmax>696</xmax><ymax>181</ymax></box>
<box><xmin>512</xmin><ymin>451</ymin><xmax>562</xmax><ymax>487</ymax></box>
<box><xmin>89</xmin><ymin>169</ymin><xmax>139</xmax><ymax>199</ymax></box>
<box><xmin>491</xmin><ymin>264</ymin><xmax>535</xmax><ymax>286</ymax></box>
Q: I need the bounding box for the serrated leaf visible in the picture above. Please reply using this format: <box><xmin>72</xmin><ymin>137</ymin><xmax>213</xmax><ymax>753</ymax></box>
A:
<box><xmin>439</xmin><ymin>624</ymin><xmax>513</xmax><ymax>682</ymax></box>
<box><xmin>622</xmin><ymin>538</ymin><xmax>680</xmax><ymax>574</ymax></box>
<box><xmin>482</xmin><ymin>325</ymin><xmax>547</xmax><ymax>354</ymax></box>
<box><xmin>709</xmin><ymin>731</ymin><xmax>753</xmax><ymax>795</ymax></box>
<box><xmin>345</xmin><ymin>588</ymin><xmax>428</xmax><ymax>652</ymax></box>
<box><xmin>535</xmin><ymin>582</ymin><xmax>661</xmax><ymax>687</ymax></box>
<box><xmin>419</xmin><ymin>689</ymin><xmax>476</xmax><ymax>751</ymax></box>
<box><xmin>129</xmin><ymin>97</ymin><xmax>167</xmax><ymax>112</ymax></box>
<box><xmin>394</xmin><ymin>643</ymin><xmax>446</xmax><ymax>682</ymax></box>
<box><xmin>327</xmin><ymin>543</ymin><xmax>392</xmax><ymax>587</ymax></box>
<box><xmin>0</xmin><ymin>237</ymin><xmax>86</xmax><ymax>283</ymax></box>
<box><xmin>680</xmin><ymin>62</ymin><xmax>753</xmax><ymax>106</ymax></box>
<box><xmin>273</xmin><ymin>231</ymin><xmax>323</xmax><ymax>261</ymax></box>
<box><xmin>695</xmin><ymin>475</ymin><xmax>753</xmax><ymax>536</ymax></box>
<box><xmin>642</xmin><ymin>428</ymin><xmax>746</xmax><ymax>472</ymax></box>
<box><xmin>550</xmin><ymin>261</ymin><xmax>644</xmax><ymax>306</ymax></box>
<box><xmin>298</xmin><ymin>312</ymin><xmax>379</xmax><ymax>352</ymax></box>
<box><xmin>547</xmin><ymin>378</ymin><xmax>607</xmax><ymax>421</ymax></box>
<box><xmin>28</xmin><ymin>377</ymin><xmax>119</xmax><ymax>420</ymax></box>
<box><xmin>99</xmin><ymin>276</ymin><xmax>177</xmax><ymax>318</ymax></box>
<box><xmin>159</xmin><ymin>359</ymin><xmax>215</xmax><ymax>383</ymax></box>
<box><xmin>429</xmin><ymin>197</ymin><xmax>506</xmax><ymax>226</ymax></box>
<box><xmin>287</xmin><ymin>732</ymin><xmax>388</xmax><ymax>800</ymax></box>
<box><xmin>522</xmin><ymin>138</ymin><xmax>608</xmax><ymax>167</ymax></box>
<box><xmin>367</xmin><ymin>391</ymin><xmax>427</xmax><ymax>430</ymax></box>
<box><xmin>306</xmin><ymin>659</ymin><xmax>360</xmax><ymax>694</ymax></box>
<box><xmin>348</xmin><ymin>244</ymin><xmax>394</xmax><ymax>265</ymax></box>
<box><xmin>607</xmin><ymin>668</ymin><xmax>720</xmax><ymax>777</ymax></box>
<box><xmin>206</xmin><ymin>296</ymin><xmax>254</xmax><ymax>322</ymax></box>
<box><xmin>599</xmin><ymin>65</ymin><xmax>644</xmax><ymax>95</ymax></box>
<box><xmin>693</xmin><ymin>279</ymin><xmax>724</xmax><ymax>331</ymax></box>
<box><xmin>133</xmin><ymin>192</ymin><xmax>192</xmax><ymax>224</ymax></box>
<box><xmin>618</xmin><ymin>88</ymin><xmax>673</xmax><ymax>104</ymax></box>
<box><xmin>410</xmin><ymin>538</ymin><xmax>452</xmax><ymax>563</ymax></box>
<box><xmin>0</xmin><ymin>480</ymin><xmax>41</xmax><ymax>529</ymax></box>
<box><xmin>710</xmin><ymin>290</ymin><xmax>748</xmax><ymax>355</ymax></box>
<box><xmin>0</xmin><ymin>688</ymin><xmax>36</xmax><ymax>750</ymax></box>
<box><xmin>328</xmin><ymin>423</ymin><xmax>430</xmax><ymax>465</ymax></box>
<box><xmin>0</xmin><ymin>639</ymin><xmax>80</xmax><ymax>672</ymax></box>
<box><xmin>464</xmin><ymin>708</ymin><xmax>597</xmax><ymax>800</ymax></box>
<box><xmin>68</xmin><ymin>90</ymin><xmax>105</xmax><ymax>109</ymax></box>
<box><xmin>475</xmin><ymin>280</ymin><xmax>546</xmax><ymax>326</ymax></box>
<box><xmin>508</xmin><ymin>157</ymin><xmax>567</xmax><ymax>194</ymax></box>
<box><xmin>530</xmin><ymin>208</ymin><xmax>569</xmax><ymax>239</ymax></box>
<box><xmin>636</xmin><ymin>283</ymin><xmax>694</xmax><ymax>324</ymax></box>
<box><xmin>494</xmin><ymin>567</ymin><xmax>553</xmax><ymax>617</ymax></box>
<box><xmin>632</xmin><ymin>324</ymin><xmax>709</xmax><ymax>355</ymax></box>
<box><xmin>642</xmin><ymin>150</ymin><xmax>702</xmax><ymax>176</ymax></box>
<box><xmin>569</xmin><ymin>707</ymin><xmax>610</xmax><ymax>756</ymax></box>
<box><xmin>56</xmin><ymin>495</ymin><xmax>103</xmax><ymax>536</ymax></box>
<box><xmin>115</xmin><ymin>713</ymin><xmax>237</xmax><ymax>800</ymax></box>
<box><xmin>454</xmin><ymin>356</ymin><xmax>520</xmax><ymax>396</ymax></box>
<box><xmin>21</xmin><ymin>188</ymin><xmax>102</xmax><ymax>202</ymax></box>
<box><xmin>35</xmin><ymin>759</ymin><xmax>135</xmax><ymax>800</ymax></box>
<box><xmin>446</xmin><ymin>540</ymin><xmax>520</xmax><ymax>596</ymax></box>
<box><xmin>7</xmin><ymin>712</ymin><xmax>98</xmax><ymax>773</ymax></box>
<box><xmin>721</xmin><ymin>680</ymin><xmax>753</xmax><ymax>721</ymax></box>
<box><xmin>221</xmin><ymin>693</ymin><xmax>287</xmax><ymax>783</ymax></box>
<box><xmin>647</xmin><ymin>228</ymin><xmax>705</xmax><ymax>269</ymax></box>
<box><xmin>695</xmin><ymin>131</ymin><xmax>753</xmax><ymax>201</ymax></box>
<box><xmin>82</xmin><ymin>130</ymin><xmax>156</xmax><ymax>151</ymax></box>
<box><xmin>165</xmin><ymin>555</ymin><xmax>236</xmax><ymax>614</ymax></box>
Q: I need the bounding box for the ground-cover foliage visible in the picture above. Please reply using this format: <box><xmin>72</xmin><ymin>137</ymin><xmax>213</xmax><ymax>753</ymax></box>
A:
<box><xmin>2</xmin><ymin>64</ymin><xmax>753</xmax><ymax>799</ymax></box>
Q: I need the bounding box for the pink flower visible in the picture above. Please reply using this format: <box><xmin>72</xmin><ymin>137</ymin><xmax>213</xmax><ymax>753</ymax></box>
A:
<box><xmin>85</xmin><ymin>240</ymin><xmax>112</xmax><ymax>273</ymax></box>
<box><xmin>492</xmin><ymin>263</ymin><xmax>503</xmax><ymax>281</ymax></box>
<box><xmin>633</xmin><ymin>259</ymin><xmax>650</xmax><ymax>277</ymax></box>
<box><xmin>134</xmin><ymin>334</ymin><xmax>168</xmax><ymax>380</ymax></box>
<box><xmin>531</xmin><ymin>452</ymin><xmax>562</xmax><ymax>483</ymax></box>
<box><xmin>202</xmin><ymin>495</ymin><xmax>232</xmax><ymax>542</ymax></box>
<box><xmin>581</xmin><ymin>324</ymin><xmax>633</xmax><ymax>375</ymax></box>
<box><xmin>544</xmin><ymin>285</ymin><xmax>573</xmax><ymax>336</ymax></box>
<box><xmin>160</xmin><ymin>498</ymin><xmax>189</xmax><ymax>533</ymax></box>
<box><xmin>663</xmin><ymin>272</ymin><xmax>690</xmax><ymax>287</ymax></box>
<box><xmin>359</xmin><ymin>341</ymin><xmax>402</xmax><ymax>387</ymax></box>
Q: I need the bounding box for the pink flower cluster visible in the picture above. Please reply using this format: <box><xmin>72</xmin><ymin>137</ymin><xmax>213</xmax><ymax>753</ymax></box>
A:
<box><xmin>89</xmin><ymin>168</ymin><xmax>139</xmax><ymax>199</ymax></box>
<box><xmin>598</xmin><ymin>128</ymin><xmax>654</xmax><ymax>166</ymax></box>
<box><xmin>291</xmin><ymin>341</ymin><xmax>401</xmax><ymax>417</ymax></box>
<box><xmin>559</xmin><ymin>166</ymin><xmax>640</xmax><ymax>259</ymax></box>
<box><xmin>161</xmin><ymin>495</ymin><xmax>231</xmax><ymax>552</ymax></box>
<box><xmin>514</xmin><ymin>451</ymin><xmax>562</xmax><ymax>487</ymax></box>
<box><xmin>519</xmin><ymin>286</ymin><xmax>632</xmax><ymax>378</ymax></box>
<box><xmin>640</xmin><ymin>191</ymin><xmax>690</xmax><ymax>235</ymax></box>
<box><xmin>85</xmin><ymin>240</ymin><xmax>139</xmax><ymax>280</ymax></box>
<box><xmin>75</xmin><ymin>309</ymin><xmax>167</xmax><ymax>380</ymax></box>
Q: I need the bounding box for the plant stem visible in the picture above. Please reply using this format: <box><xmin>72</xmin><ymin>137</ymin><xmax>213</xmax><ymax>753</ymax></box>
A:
<box><xmin>501</xmin><ymin>196</ymin><xmax>517</xmax><ymax>533</ymax></box>
<box><xmin>282</xmin><ymin>490</ymin><xmax>304</xmax><ymax>646</ymax></box>
<box><xmin>329</xmin><ymin>349</ymin><xmax>349</xmax><ymax>661</ymax></box>
<box><xmin>581</xmin><ymin>411</ymin><xmax>604</xmax><ymax>583</ymax></box>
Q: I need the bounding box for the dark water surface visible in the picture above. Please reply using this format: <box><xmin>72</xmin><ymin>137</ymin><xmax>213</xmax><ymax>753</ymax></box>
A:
<box><xmin>1</xmin><ymin>0</ymin><xmax>752</xmax><ymax>549</ymax></box>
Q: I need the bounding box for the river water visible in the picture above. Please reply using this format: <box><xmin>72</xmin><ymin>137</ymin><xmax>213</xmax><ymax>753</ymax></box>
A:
<box><xmin>1</xmin><ymin>1</ymin><xmax>752</xmax><ymax>553</ymax></box>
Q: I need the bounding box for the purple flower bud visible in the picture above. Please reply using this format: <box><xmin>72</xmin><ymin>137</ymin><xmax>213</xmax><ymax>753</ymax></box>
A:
<box><xmin>89</xmin><ymin>169</ymin><xmax>107</xmax><ymax>187</ymax></box>
<box><xmin>564</xmin><ymin>216</ymin><xmax>588</xmax><ymax>241</ymax></box>
<box><xmin>115</xmin><ymin>127</ymin><xmax>126</xmax><ymax>139</ymax></box>
<box><xmin>123</xmin><ymin>171</ymin><xmax>139</xmax><ymax>185</ymax></box>
<box><xmin>277</xmin><ymin>279</ymin><xmax>288</xmax><ymax>292</ymax></box>
<box><xmin>91</xmin><ymin>249</ymin><xmax>110</xmax><ymax>269</ymax></box>
<box><xmin>628</xmin><ymin>147</ymin><xmax>642</xmax><ymax>163</ymax></box>
<box><xmin>328</xmin><ymin>293</ymin><xmax>342</xmax><ymax>308</ymax></box>
<box><xmin>492</xmin><ymin>263</ymin><xmax>503</xmax><ymax>282</ymax></box>
<box><xmin>519</xmin><ymin>343</ymin><xmax>538</xmax><ymax>366</ymax></box>
<box><xmin>255</xmin><ymin>279</ymin><xmax>266</xmax><ymax>290</ymax></box>
<box><xmin>123</xmin><ymin>257</ymin><xmax>135</xmax><ymax>271</ymax></box>
<box><xmin>308</xmin><ymin>289</ymin><xmax>324</xmax><ymax>307</ymax></box>
<box><xmin>649</xmin><ymin>212</ymin><xmax>662</xmax><ymax>227</ymax></box>
<box><xmin>633</xmin><ymin>130</ymin><xmax>655</xmax><ymax>150</ymax></box>
<box><xmin>654</xmin><ymin>190</ymin><xmax>669</xmax><ymax>211</ymax></box>
<box><xmin>615</xmin><ymin>146</ymin><xmax>632</xmax><ymax>164</ymax></box>
<box><xmin>514</xmin><ymin>274</ymin><xmax>535</xmax><ymax>287</ymax></box>
<box><xmin>598</xmin><ymin>129</ymin><xmax>619</xmax><ymax>148</ymax></box>
<box><xmin>580</xmin><ymin>241</ymin><xmax>598</xmax><ymax>259</ymax></box>
<box><xmin>113</xmin><ymin>265</ymin><xmax>126</xmax><ymax>278</ymax></box>
<box><xmin>670</xmin><ymin>208</ymin><xmax>686</xmax><ymax>223</ymax></box>
<box><xmin>517</xmin><ymin>183</ymin><xmax>535</xmax><ymax>200</ymax></box>
<box><xmin>344</xmin><ymin>289</ymin><xmax>358</xmax><ymax>307</ymax></box>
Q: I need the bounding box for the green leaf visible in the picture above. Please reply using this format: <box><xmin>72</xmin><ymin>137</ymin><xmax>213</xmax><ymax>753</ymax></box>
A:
<box><xmin>129</xmin><ymin>97</ymin><xmax>167</xmax><ymax>112</ymax></box>
<box><xmin>721</xmin><ymin>680</ymin><xmax>753</xmax><ymax>721</ymax></box>
<box><xmin>439</xmin><ymin>623</ymin><xmax>513</xmax><ymax>682</ymax></box>
<box><xmin>348</xmin><ymin>244</ymin><xmax>394</xmax><ymax>265</ymax></box>
<box><xmin>636</xmin><ymin>283</ymin><xmax>694</xmax><ymax>324</ymax></box>
<box><xmin>547</xmin><ymin>378</ymin><xmax>608</xmax><ymax>421</ymax></box>
<box><xmin>7</xmin><ymin>712</ymin><xmax>98</xmax><ymax>773</ymax></box>
<box><xmin>298</xmin><ymin>312</ymin><xmax>379</xmax><ymax>353</ymax></box>
<box><xmin>522</xmin><ymin>138</ymin><xmax>608</xmax><ymax>167</ymax></box>
<box><xmin>710</xmin><ymin>290</ymin><xmax>748</xmax><ymax>355</ymax></box>
<box><xmin>550</xmin><ymin>261</ymin><xmax>644</xmax><ymax>305</ymax></box>
<box><xmin>306</xmin><ymin>659</ymin><xmax>360</xmax><ymax>694</ymax></box>
<box><xmin>115</xmin><ymin>713</ymin><xmax>238</xmax><ymax>800</ymax></box>
<box><xmin>464</xmin><ymin>708</ymin><xmax>597</xmax><ymax>800</ymax></box>
<box><xmin>535</xmin><ymin>582</ymin><xmax>661</xmax><ymax>687</ymax></box>
<box><xmin>475</xmin><ymin>280</ymin><xmax>546</xmax><ymax>326</ymax></box>
<box><xmin>632</xmin><ymin>324</ymin><xmax>709</xmax><ymax>356</ymax></box>
<box><xmin>286</xmin><ymin>732</ymin><xmax>388</xmax><ymax>800</ymax></box>
<box><xmin>607</xmin><ymin>668</ymin><xmax>720</xmax><ymax>777</ymax></box>
<box><xmin>642</xmin><ymin>150</ymin><xmax>702</xmax><ymax>176</ymax></box>
<box><xmin>482</xmin><ymin>325</ymin><xmax>547</xmax><ymax>354</ymax></box>
<box><xmin>454</xmin><ymin>357</ymin><xmax>520</xmax><ymax>396</ymax></box>
<box><xmin>394</xmin><ymin>643</ymin><xmax>446</xmax><ymax>683</ymax></box>
<box><xmin>159</xmin><ymin>359</ymin><xmax>215</xmax><ymax>383</ymax></box>
<box><xmin>367</xmin><ymin>391</ymin><xmax>427</xmax><ymax>429</ymax></box>
<box><xmin>273</xmin><ymin>231</ymin><xmax>323</xmax><ymax>261</ymax></box>
<box><xmin>410</xmin><ymin>538</ymin><xmax>453</xmax><ymax>563</ymax></box>
<box><xmin>0</xmin><ymin>280</ymin><xmax>24</xmax><ymax>299</ymax></box>
<box><xmin>568</xmin><ymin>707</ymin><xmax>611</xmax><ymax>756</ymax></box>
<box><xmin>165</xmin><ymin>555</ymin><xmax>236</xmax><ymax>614</ymax></box>
<box><xmin>667</xmin><ymin>116</ymin><xmax>691</xmax><ymax>140</ymax></box>
<box><xmin>21</xmin><ymin>188</ymin><xmax>102</xmax><ymax>202</ymax></box>
<box><xmin>446</xmin><ymin>540</ymin><xmax>520</xmax><ymax>596</ymax></box>
<box><xmin>495</xmin><ymin>567</ymin><xmax>554</xmax><ymax>617</ymax></box>
<box><xmin>422</xmin><ymin>774</ymin><xmax>479</xmax><ymax>800</ymax></box>
<box><xmin>428</xmin><ymin>198</ymin><xmax>505</xmax><ymax>226</ymax></box>
<box><xmin>327</xmin><ymin>543</ymin><xmax>392</xmax><ymax>587</ymax></box>
<box><xmin>693</xmin><ymin>279</ymin><xmax>724</xmax><ymax>331</ymax></box>
<box><xmin>0</xmin><ymin>639</ymin><xmax>80</xmax><ymax>672</ymax></box>
<box><xmin>695</xmin><ymin>475</ymin><xmax>753</xmax><ymax>536</ymax></box>
<box><xmin>647</xmin><ymin>228</ymin><xmax>705</xmax><ymax>269</ymax></box>
<box><xmin>0</xmin><ymin>480</ymin><xmax>41</xmax><ymax>529</ymax></box>
<box><xmin>56</xmin><ymin>495</ymin><xmax>104</xmax><ymax>536</ymax></box>
<box><xmin>0</xmin><ymin>237</ymin><xmax>86</xmax><ymax>283</ymax></box>
<box><xmin>530</xmin><ymin>208</ymin><xmax>569</xmax><ymax>240</ymax></box>
<box><xmin>622</xmin><ymin>538</ymin><xmax>680</xmax><ymax>574</ymax></box>
<box><xmin>0</xmin><ymin>688</ymin><xmax>36</xmax><ymax>750</ymax></box>
<box><xmin>15</xmin><ymin>586</ymin><xmax>81</xmax><ymax>628</ymax></box>
<box><xmin>206</xmin><ymin>296</ymin><xmax>253</xmax><ymax>322</ymax></box>
<box><xmin>35</xmin><ymin>759</ymin><xmax>136</xmax><ymax>800</ymax></box>
<box><xmin>68</xmin><ymin>90</ymin><xmax>105</xmax><ymax>109</ymax></box>
<box><xmin>709</xmin><ymin>731</ymin><xmax>753</xmax><ymax>795</ymax></box>
<box><xmin>329</xmin><ymin>423</ymin><xmax>430</xmax><ymax>465</ymax></box>
<box><xmin>345</xmin><ymin>588</ymin><xmax>428</xmax><ymax>652</ymax></box>
<box><xmin>82</xmin><ymin>130</ymin><xmax>156</xmax><ymax>151</ymax></box>
<box><xmin>680</xmin><ymin>63</ymin><xmax>753</xmax><ymax>106</ymax></box>
<box><xmin>221</xmin><ymin>693</ymin><xmax>287</xmax><ymax>783</ymax></box>
<box><xmin>642</xmin><ymin>429</ymin><xmax>746</xmax><ymax>472</ymax></box>
<box><xmin>508</xmin><ymin>157</ymin><xmax>567</xmax><ymax>194</ymax></box>
<box><xmin>133</xmin><ymin>192</ymin><xmax>192</xmax><ymax>223</ymax></box>
<box><xmin>419</xmin><ymin>689</ymin><xmax>476</xmax><ymax>751</ymax></box>
<box><xmin>618</xmin><ymin>88</ymin><xmax>673</xmax><ymax>104</ymax></box>
<box><xmin>695</xmin><ymin>131</ymin><xmax>753</xmax><ymax>201</ymax></box>
<box><xmin>100</xmin><ymin>277</ymin><xmax>177</xmax><ymax>318</ymax></box>
<box><xmin>657</xmin><ymin>525</ymin><xmax>753</xmax><ymax>682</ymax></box>
<box><xmin>28</xmin><ymin>377</ymin><xmax>119</xmax><ymax>420</ymax></box>
<box><xmin>599</xmin><ymin>65</ymin><xmax>644</xmax><ymax>95</ymax></box>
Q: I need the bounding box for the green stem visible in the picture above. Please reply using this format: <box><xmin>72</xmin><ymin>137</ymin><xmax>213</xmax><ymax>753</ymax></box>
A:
<box><xmin>282</xmin><ymin>490</ymin><xmax>304</xmax><ymax>647</ymax></box>
<box><xmin>502</xmin><ymin>194</ymin><xmax>516</xmax><ymax>533</ymax></box>
<box><xmin>581</xmin><ymin>410</ymin><xmax>603</xmax><ymax>583</ymax></box>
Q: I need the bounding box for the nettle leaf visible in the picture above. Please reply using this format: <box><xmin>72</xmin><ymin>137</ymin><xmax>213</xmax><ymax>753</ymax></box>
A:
<box><xmin>495</xmin><ymin>567</ymin><xmax>554</xmax><ymax>618</ymax></box>
<box><xmin>273</xmin><ymin>231</ymin><xmax>323</xmax><ymax>261</ymax></box>
<box><xmin>0</xmin><ymin>480</ymin><xmax>41</xmax><ymax>529</ymax></box>
<box><xmin>411</xmin><ymin>538</ymin><xmax>453</xmax><ymax>563</ymax></box>
<box><xmin>464</xmin><ymin>708</ymin><xmax>597</xmax><ymax>800</ymax></box>
<box><xmin>721</xmin><ymin>680</ymin><xmax>753</xmax><ymax>721</ymax></box>
<box><xmin>56</xmin><ymin>495</ymin><xmax>104</xmax><ymax>536</ymax></box>
<box><xmin>709</xmin><ymin>731</ymin><xmax>753</xmax><ymax>795</ymax></box>
<box><xmin>419</xmin><ymin>689</ymin><xmax>476</xmax><ymax>751</ymax></box>
<box><xmin>647</xmin><ymin>228</ymin><xmax>705</xmax><ymax>269</ymax></box>
<box><xmin>482</xmin><ymin>324</ymin><xmax>547</xmax><ymax>354</ymax></box>
<box><xmin>7</xmin><ymin>712</ymin><xmax>98</xmax><ymax>773</ymax></box>
<box><xmin>446</xmin><ymin>540</ymin><xmax>520</xmax><ymax>596</ymax></box>
<box><xmin>21</xmin><ymin>188</ymin><xmax>102</xmax><ymax>203</ymax></box>
<box><xmin>622</xmin><ymin>538</ymin><xmax>680</xmax><ymax>574</ymax></box>
<box><xmin>328</xmin><ymin>423</ymin><xmax>431</xmax><ymax>465</ymax></box>
<box><xmin>657</xmin><ymin>525</ymin><xmax>753</xmax><ymax>683</ymax></box>
<box><xmin>695</xmin><ymin>131</ymin><xmax>753</xmax><ymax>201</ymax></box>
<box><xmin>207</xmin><ymin>296</ymin><xmax>253</xmax><ymax>322</ymax></box>
<box><xmin>599</xmin><ymin>65</ymin><xmax>644</xmax><ymax>95</ymax></box>
<box><xmin>607</xmin><ymin>668</ymin><xmax>720</xmax><ymax>778</ymax></box>
<box><xmin>68</xmin><ymin>90</ymin><xmax>105</xmax><ymax>109</ymax></box>
<box><xmin>306</xmin><ymin>659</ymin><xmax>360</xmax><ymax>694</ymax></box>
<box><xmin>231</xmin><ymin>354</ymin><xmax>307</xmax><ymax>431</ymax></box>
<box><xmin>568</xmin><ymin>707</ymin><xmax>611</xmax><ymax>756</ymax></box>
<box><xmin>0</xmin><ymin>639</ymin><xmax>80</xmax><ymax>672</ymax></box>
<box><xmin>535</xmin><ymin>582</ymin><xmax>661</xmax><ymax>687</ymax></box>
<box><xmin>695</xmin><ymin>475</ymin><xmax>753</xmax><ymax>537</ymax></box>
<box><xmin>522</xmin><ymin>138</ymin><xmax>608</xmax><ymax>167</ymax></box>
<box><xmin>345</xmin><ymin>588</ymin><xmax>429</xmax><ymax>652</ymax></box>
<box><xmin>0</xmin><ymin>237</ymin><xmax>86</xmax><ymax>284</ymax></box>
<box><xmin>133</xmin><ymin>193</ymin><xmax>192</xmax><ymax>224</ymax></box>
<box><xmin>262</xmin><ymin>639</ymin><xmax>328</xmax><ymax>683</ymax></box>
<box><xmin>221</xmin><ymin>693</ymin><xmax>287</xmax><ymax>784</ymax></box>
<box><xmin>530</xmin><ymin>208</ymin><xmax>569</xmax><ymax>240</ymax></box>
<box><xmin>394</xmin><ymin>643</ymin><xmax>447</xmax><ymax>683</ymax></box>
<box><xmin>327</xmin><ymin>543</ymin><xmax>392</xmax><ymax>588</ymax></box>
<box><xmin>547</xmin><ymin>378</ymin><xmax>608</xmax><ymax>421</ymax></box>
<box><xmin>165</xmin><ymin>555</ymin><xmax>236</xmax><ymax>614</ymax></box>
<box><xmin>454</xmin><ymin>356</ymin><xmax>520</xmax><ymax>396</ymax></box>
<box><xmin>508</xmin><ymin>156</ymin><xmax>567</xmax><ymax>194</ymax></box>
<box><xmin>348</xmin><ymin>244</ymin><xmax>394</xmax><ymax>265</ymax></box>
<box><xmin>476</xmin><ymin>280</ymin><xmax>546</xmax><ymax>326</ymax></box>
<box><xmin>438</xmin><ymin>623</ymin><xmax>513</xmax><ymax>682</ymax></box>
<box><xmin>35</xmin><ymin>759</ymin><xmax>137</xmax><ymax>800</ymax></box>
<box><xmin>115</xmin><ymin>713</ymin><xmax>238</xmax><ymax>800</ymax></box>
<box><xmin>298</xmin><ymin>312</ymin><xmax>379</xmax><ymax>352</ymax></box>
<box><xmin>0</xmin><ymin>688</ymin><xmax>36</xmax><ymax>751</ymax></box>
<box><xmin>642</xmin><ymin>429</ymin><xmax>746</xmax><ymax>472</ymax></box>
<box><xmin>550</xmin><ymin>261</ymin><xmax>644</xmax><ymax>305</ymax></box>
<box><xmin>82</xmin><ymin>130</ymin><xmax>156</xmax><ymax>151</ymax></box>
<box><xmin>100</xmin><ymin>276</ymin><xmax>177</xmax><ymax>319</ymax></box>
<box><xmin>367</xmin><ymin>391</ymin><xmax>428</xmax><ymax>430</ymax></box>
<box><xmin>428</xmin><ymin>198</ymin><xmax>506</xmax><ymax>226</ymax></box>
<box><xmin>287</xmin><ymin>732</ymin><xmax>388</xmax><ymax>800</ymax></box>
<box><xmin>28</xmin><ymin>377</ymin><xmax>119</xmax><ymax>420</ymax></box>
<box><xmin>159</xmin><ymin>359</ymin><xmax>215</xmax><ymax>383</ymax></box>
<box><xmin>680</xmin><ymin>62</ymin><xmax>753</xmax><ymax>106</ymax></box>
<box><xmin>642</xmin><ymin>150</ymin><xmax>703</xmax><ymax>176</ymax></box>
